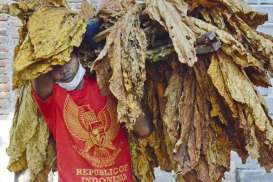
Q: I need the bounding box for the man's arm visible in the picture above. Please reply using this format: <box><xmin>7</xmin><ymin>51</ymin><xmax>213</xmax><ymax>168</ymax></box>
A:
<box><xmin>32</xmin><ymin>72</ymin><xmax>54</xmax><ymax>100</ymax></box>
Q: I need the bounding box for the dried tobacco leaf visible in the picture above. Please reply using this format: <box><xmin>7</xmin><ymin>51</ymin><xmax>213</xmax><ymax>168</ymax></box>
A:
<box><xmin>17</xmin><ymin>0</ymin><xmax>69</xmax><ymax>12</ymax></box>
<box><xmin>203</xmin><ymin>122</ymin><xmax>231</xmax><ymax>182</ymax></box>
<box><xmin>7</xmin><ymin>83</ymin><xmax>50</xmax><ymax>182</ymax></box>
<box><xmin>28</xmin><ymin>7</ymin><xmax>85</xmax><ymax>59</ymax></box>
<box><xmin>98</xmin><ymin>0</ymin><xmax>135</xmax><ymax>25</ymax></box>
<box><xmin>209</xmin><ymin>52</ymin><xmax>273</xmax><ymax>170</ymax></box>
<box><xmin>34</xmin><ymin>140</ymin><xmax>56</xmax><ymax>182</ymax></box>
<box><xmin>98</xmin><ymin>0</ymin><xmax>135</xmax><ymax>15</ymax></box>
<box><xmin>12</xmin><ymin>6</ymin><xmax>86</xmax><ymax>88</ymax></box>
<box><xmin>26</xmin><ymin>117</ymin><xmax>50</xmax><ymax>181</ymax></box>
<box><xmin>94</xmin><ymin>4</ymin><xmax>147</xmax><ymax>129</ymax></box>
<box><xmin>163</xmin><ymin>69</ymin><xmax>183</xmax><ymax>144</ymax></box>
<box><xmin>7</xmin><ymin>0</ymin><xmax>273</xmax><ymax>181</ymax></box>
<box><xmin>244</xmin><ymin>67</ymin><xmax>271</xmax><ymax>87</ymax></box>
<box><xmin>187</xmin><ymin>0</ymin><xmax>268</xmax><ymax>28</ymax></box>
<box><xmin>80</xmin><ymin>0</ymin><xmax>96</xmax><ymax>20</ymax></box>
<box><xmin>144</xmin><ymin>65</ymin><xmax>175</xmax><ymax>170</ymax></box>
<box><xmin>233</xmin><ymin>16</ymin><xmax>273</xmax><ymax>73</ymax></box>
<box><xmin>166</xmin><ymin>60</ymin><xmax>232</xmax><ymax>182</ymax></box>
<box><xmin>193</xmin><ymin>62</ymin><xmax>231</xmax><ymax>182</ymax></box>
<box><xmin>208</xmin><ymin>53</ymin><xmax>238</xmax><ymax>117</ymax></box>
<box><xmin>185</xmin><ymin>17</ymin><xmax>264</xmax><ymax>70</ymax></box>
<box><xmin>145</xmin><ymin>0</ymin><xmax>197</xmax><ymax>66</ymax></box>
<box><xmin>216</xmin><ymin>52</ymin><xmax>271</xmax><ymax>133</ymax></box>
<box><xmin>198</xmin><ymin>9</ymin><xmax>272</xmax><ymax>88</ymax></box>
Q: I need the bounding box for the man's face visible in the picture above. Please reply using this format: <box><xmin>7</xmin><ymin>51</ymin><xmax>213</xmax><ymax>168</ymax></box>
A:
<box><xmin>51</xmin><ymin>53</ymin><xmax>80</xmax><ymax>83</ymax></box>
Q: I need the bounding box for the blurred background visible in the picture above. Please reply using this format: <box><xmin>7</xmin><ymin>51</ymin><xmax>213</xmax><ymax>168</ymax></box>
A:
<box><xmin>0</xmin><ymin>0</ymin><xmax>273</xmax><ymax>181</ymax></box>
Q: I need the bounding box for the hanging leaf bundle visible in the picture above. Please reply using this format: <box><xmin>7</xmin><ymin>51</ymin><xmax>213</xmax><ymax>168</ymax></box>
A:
<box><xmin>3</xmin><ymin>0</ymin><xmax>273</xmax><ymax>181</ymax></box>
<box><xmin>6</xmin><ymin>0</ymin><xmax>86</xmax><ymax>88</ymax></box>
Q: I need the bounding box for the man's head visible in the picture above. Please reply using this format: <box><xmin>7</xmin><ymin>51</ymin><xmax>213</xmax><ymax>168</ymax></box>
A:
<box><xmin>51</xmin><ymin>50</ymin><xmax>80</xmax><ymax>83</ymax></box>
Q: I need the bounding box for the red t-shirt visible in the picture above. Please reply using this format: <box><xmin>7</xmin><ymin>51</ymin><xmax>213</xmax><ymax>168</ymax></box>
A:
<box><xmin>33</xmin><ymin>76</ymin><xmax>133</xmax><ymax>182</ymax></box>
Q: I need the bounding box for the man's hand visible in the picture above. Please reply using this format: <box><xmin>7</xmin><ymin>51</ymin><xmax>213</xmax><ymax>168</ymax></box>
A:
<box><xmin>32</xmin><ymin>72</ymin><xmax>54</xmax><ymax>100</ymax></box>
<box><xmin>134</xmin><ymin>111</ymin><xmax>153</xmax><ymax>138</ymax></box>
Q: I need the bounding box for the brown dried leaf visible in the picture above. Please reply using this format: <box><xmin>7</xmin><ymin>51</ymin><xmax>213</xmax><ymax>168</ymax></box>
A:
<box><xmin>146</xmin><ymin>0</ymin><xmax>197</xmax><ymax>66</ymax></box>
<box><xmin>216</xmin><ymin>52</ymin><xmax>271</xmax><ymax>133</ymax></box>
<box><xmin>244</xmin><ymin>67</ymin><xmax>271</xmax><ymax>87</ymax></box>
<box><xmin>185</xmin><ymin>17</ymin><xmax>264</xmax><ymax>70</ymax></box>
<box><xmin>208</xmin><ymin>53</ymin><xmax>238</xmax><ymax>117</ymax></box>
<box><xmin>187</xmin><ymin>0</ymin><xmax>268</xmax><ymax>28</ymax></box>
<box><xmin>174</xmin><ymin>69</ymin><xmax>201</xmax><ymax>174</ymax></box>
<box><xmin>234</xmin><ymin>16</ymin><xmax>273</xmax><ymax>74</ymax></box>
<box><xmin>80</xmin><ymin>0</ymin><xmax>96</xmax><ymax>20</ymax></box>
<box><xmin>98</xmin><ymin>0</ymin><xmax>135</xmax><ymax>24</ymax></box>
<box><xmin>94</xmin><ymin>5</ymin><xmax>147</xmax><ymax>129</ymax></box>
<box><xmin>173</xmin><ymin>61</ymin><xmax>231</xmax><ymax>182</ymax></box>
<box><xmin>209</xmin><ymin>52</ymin><xmax>273</xmax><ymax>169</ymax></box>
<box><xmin>204</xmin><ymin>123</ymin><xmax>231</xmax><ymax>182</ymax></box>
<box><xmin>162</xmin><ymin>69</ymin><xmax>183</xmax><ymax>144</ymax></box>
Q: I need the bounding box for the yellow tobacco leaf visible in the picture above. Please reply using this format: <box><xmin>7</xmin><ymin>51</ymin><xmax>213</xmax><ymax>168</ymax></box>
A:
<box><xmin>21</xmin><ymin>48</ymin><xmax>72</xmax><ymax>79</ymax></box>
<box><xmin>17</xmin><ymin>0</ymin><xmax>69</xmax><ymax>12</ymax></box>
<box><xmin>185</xmin><ymin>17</ymin><xmax>264</xmax><ymax>70</ymax></box>
<box><xmin>208</xmin><ymin>53</ymin><xmax>238</xmax><ymax>117</ymax></box>
<box><xmin>146</xmin><ymin>0</ymin><xmax>197</xmax><ymax>66</ymax></box>
<box><xmin>12</xmin><ymin>6</ymin><xmax>86</xmax><ymax>88</ymax></box>
<box><xmin>7</xmin><ymin>84</ymin><xmax>39</xmax><ymax>170</ymax></box>
<box><xmin>7</xmin><ymin>154</ymin><xmax>27</xmax><ymax>172</ymax></box>
<box><xmin>13</xmin><ymin>36</ymin><xmax>35</xmax><ymax>73</ymax></box>
<box><xmin>7</xmin><ymin>83</ymin><xmax>50</xmax><ymax>181</ymax></box>
<box><xmin>216</xmin><ymin>52</ymin><xmax>271</xmax><ymax>133</ymax></box>
<box><xmin>235</xmin><ymin>16</ymin><xmax>273</xmax><ymax>73</ymax></box>
<box><xmin>80</xmin><ymin>0</ymin><xmax>97</xmax><ymax>20</ymax></box>
<box><xmin>26</xmin><ymin>117</ymin><xmax>50</xmax><ymax>181</ymax></box>
<box><xmin>94</xmin><ymin>5</ymin><xmax>147</xmax><ymax>129</ymax></box>
<box><xmin>188</xmin><ymin>0</ymin><xmax>267</xmax><ymax>27</ymax></box>
<box><xmin>34</xmin><ymin>139</ymin><xmax>56</xmax><ymax>182</ymax></box>
<box><xmin>28</xmin><ymin>7</ymin><xmax>85</xmax><ymax>59</ymax></box>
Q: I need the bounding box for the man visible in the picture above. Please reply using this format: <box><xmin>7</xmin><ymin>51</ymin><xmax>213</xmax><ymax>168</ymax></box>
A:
<box><xmin>31</xmin><ymin>20</ymin><xmax>153</xmax><ymax>182</ymax></box>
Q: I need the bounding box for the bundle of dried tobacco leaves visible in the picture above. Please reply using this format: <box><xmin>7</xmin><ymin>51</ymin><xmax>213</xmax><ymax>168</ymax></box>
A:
<box><xmin>3</xmin><ymin>0</ymin><xmax>273</xmax><ymax>181</ymax></box>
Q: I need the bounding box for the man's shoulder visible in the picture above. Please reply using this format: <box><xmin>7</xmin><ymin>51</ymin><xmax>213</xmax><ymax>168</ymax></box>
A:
<box><xmin>83</xmin><ymin>74</ymin><xmax>97</xmax><ymax>86</ymax></box>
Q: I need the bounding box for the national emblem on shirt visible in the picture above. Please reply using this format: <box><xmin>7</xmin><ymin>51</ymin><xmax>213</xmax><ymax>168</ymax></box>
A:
<box><xmin>63</xmin><ymin>95</ymin><xmax>121</xmax><ymax>168</ymax></box>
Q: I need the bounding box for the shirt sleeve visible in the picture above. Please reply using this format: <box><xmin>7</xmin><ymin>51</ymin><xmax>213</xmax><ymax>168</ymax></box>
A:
<box><xmin>32</xmin><ymin>87</ymin><xmax>57</xmax><ymax>138</ymax></box>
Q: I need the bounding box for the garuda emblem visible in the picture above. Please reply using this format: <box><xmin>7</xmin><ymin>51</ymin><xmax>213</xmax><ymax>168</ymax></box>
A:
<box><xmin>63</xmin><ymin>95</ymin><xmax>121</xmax><ymax>168</ymax></box>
